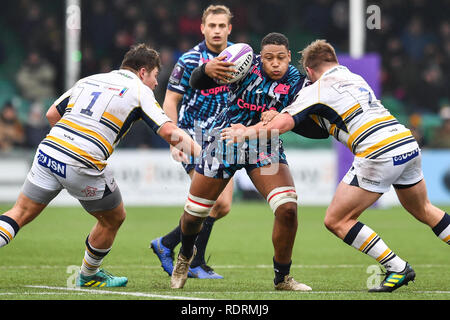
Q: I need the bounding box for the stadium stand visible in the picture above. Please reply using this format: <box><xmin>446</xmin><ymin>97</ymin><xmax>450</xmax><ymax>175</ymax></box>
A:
<box><xmin>0</xmin><ymin>0</ymin><xmax>448</xmax><ymax>150</ymax></box>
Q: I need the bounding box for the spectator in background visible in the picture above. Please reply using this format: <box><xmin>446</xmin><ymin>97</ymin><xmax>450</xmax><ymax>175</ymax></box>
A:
<box><xmin>148</xmin><ymin>3</ymin><xmax>177</xmax><ymax>47</ymax></box>
<box><xmin>152</xmin><ymin>46</ymin><xmax>175</xmax><ymax>102</ymax></box>
<box><xmin>16</xmin><ymin>50</ymin><xmax>56</xmax><ymax>103</ymax></box>
<box><xmin>411</xmin><ymin>63</ymin><xmax>447</xmax><ymax>113</ymax></box>
<box><xmin>23</xmin><ymin>102</ymin><xmax>50</xmax><ymax>149</ymax></box>
<box><xmin>134</xmin><ymin>20</ymin><xmax>150</xmax><ymax>44</ymax></box>
<box><xmin>39</xmin><ymin>15</ymin><xmax>64</xmax><ymax>94</ymax></box>
<box><xmin>177</xmin><ymin>0</ymin><xmax>202</xmax><ymax>42</ymax></box>
<box><xmin>84</xmin><ymin>0</ymin><xmax>117</xmax><ymax>58</ymax></box>
<box><xmin>19</xmin><ymin>1</ymin><xmax>43</xmax><ymax>49</ymax></box>
<box><xmin>111</xmin><ymin>29</ymin><xmax>135</xmax><ymax>69</ymax></box>
<box><xmin>328</xmin><ymin>1</ymin><xmax>349</xmax><ymax>51</ymax></box>
<box><xmin>303</xmin><ymin>0</ymin><xmax>332</xmax><ymax>36</ymax></box>
<box><xmin>0</xmin><ymin>102</ymin><xmax>25</xmax><ymax>151</ymax></box>
<box><xmin>401</xmin><ymin>16</ymin><xmax>435</xmax><ymax>61</ymax></box>
<box><xmin>428</xmin><ymin>106</ymin><xmax>450</xmax><ymax>149</ymax></box>
<box><xmin>255</xmin><ymin>0</ymin><xmax>286</xmax><ymax>34</ymax></box>
<box><xmin>381</xmin><ymin>37</ymin><xmax>415</xmax><ymax>101</ymax></box>
<box><xmin>81</xmin><ymin>45</ymin><xmax>99</xmax><ymax>78</ymax></box>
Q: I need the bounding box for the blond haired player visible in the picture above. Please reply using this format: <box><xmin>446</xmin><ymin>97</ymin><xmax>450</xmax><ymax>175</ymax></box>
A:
<box><xmin>222</xmin><ymin>39</ymin><xmax>449</xmax><ymax>292</ymax></box>
<box><xmin>150</xmin><ymin>4</ymin><xmax>235</xmax><ymax>279</ymax></box>
<box><xmin>0</xmin><ymin>44</ymin><xmax>200</xmax><ymax>287</ymax></box>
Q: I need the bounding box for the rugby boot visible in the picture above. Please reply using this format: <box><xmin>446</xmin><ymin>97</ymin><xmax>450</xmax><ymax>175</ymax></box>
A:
<box><xmin>77</xmin><ymin>269</ymin><xmax>128</xmax><ymax>287</ymax></box>
<box><xmin>150</xmin><ymin>237</ymin><xmax>174</xmax><ymax>276</ymax></box>
<box><xmin>369</xmin><ymin>263</ymin><xmax>416</xmax><ymax>292</ymax></box>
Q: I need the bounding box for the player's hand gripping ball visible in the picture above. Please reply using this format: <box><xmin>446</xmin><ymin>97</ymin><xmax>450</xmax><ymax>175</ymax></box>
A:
<box><xmin>216</xmin><ymin>43</ymin><xmax>253</xmax><ymax>84</ymax></box>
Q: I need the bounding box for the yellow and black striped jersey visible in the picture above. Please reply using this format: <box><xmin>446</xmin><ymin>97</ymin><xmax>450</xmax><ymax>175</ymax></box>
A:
<box><xmin>283</xmin><ymin>66</ymin><xmax>417</xmax><ymax>159</ymax></box>
<box><xmin>40</xmin><ymin>69</ymin><xmax>171</xmax><ymax>170</ymax></box>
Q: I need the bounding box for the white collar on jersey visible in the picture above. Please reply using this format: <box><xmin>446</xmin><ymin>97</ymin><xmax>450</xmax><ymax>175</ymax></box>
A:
<box><xmin>321</xmin><ymin>65</ymin><xmax>348</xmax><ymax>79</ymax></box>
<box><xmin>113</xmin><ymin>68</ymin><xmax>139</xmax><ymax>80</ymax></box>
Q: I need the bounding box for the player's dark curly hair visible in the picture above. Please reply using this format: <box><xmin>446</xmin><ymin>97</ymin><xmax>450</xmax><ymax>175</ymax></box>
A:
<box><xmin>120</xmin><ymin>43</ymin><xmax>161</xmax><ymax>72</ymax></box>
<box><xmin>260</xmin><ymin>32</ymin><xmax>289</xmax><ymax>50</ymax></box>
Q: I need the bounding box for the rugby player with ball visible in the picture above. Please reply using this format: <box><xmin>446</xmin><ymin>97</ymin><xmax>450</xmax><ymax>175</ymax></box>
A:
<box><xmin>170</xmin><ymin>32</ymin><xmax>312</xmax><ymax>291</ymax></box>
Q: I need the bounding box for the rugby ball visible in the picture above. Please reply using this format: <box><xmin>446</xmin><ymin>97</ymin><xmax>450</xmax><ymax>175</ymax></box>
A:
<box><xmin>217</xmin><ymin>43</ymin><xmax>253</xmax><ymax>84</ymax></box>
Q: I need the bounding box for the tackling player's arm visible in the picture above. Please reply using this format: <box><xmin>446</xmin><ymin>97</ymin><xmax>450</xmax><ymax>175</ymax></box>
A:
<box><xmin>157</xmin><ymin>122</ymin><xmax>201</xmax><ymax>158</ymax></box>
<box><xmin>46</xmin><ymin>89</ymin><xmax>72</xmax><ymax>127</ymax></box>
<box><xmin>221</xmin><ymin>113</ymin><xmax>295</xmax><ymax>144</ymax></box>
<box><xmin>221</xmin><ymin>110</ymin><xmax>329</xmax><ymax>144</ymax></box>
<box><xmin>163</xmin><ymin>90</ymin><xmax>183</xmax><ymax>123</ymax></box>
<box><xmin>189</xmin><ymin>56</ymin><xmax>236</xmax><ymax>88</ymax></box>
<box><xmin>46</xmin><ymin>104</ymin><xmax>62</xmax><ymax>127</ymax></box>
<box><xmin>162</xmin><ymin>89</ymin><xmax>190</xmax><ymax>162</ymax></box>
<box><xmin>140</xmin><ymin>86</ymin><xmax>201</xmax><ymax>159</ymax></box>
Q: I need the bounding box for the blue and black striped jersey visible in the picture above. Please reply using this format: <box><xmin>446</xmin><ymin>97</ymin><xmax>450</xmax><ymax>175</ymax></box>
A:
<box><xmin>167</xmin><ymin>40</ymin><xmax>233</xmax><ymax>130</ymax></box>
<box><xmin>212</xmin><ymin>54</ymin><xmax>305</xmax><ymax>130</ymax></box>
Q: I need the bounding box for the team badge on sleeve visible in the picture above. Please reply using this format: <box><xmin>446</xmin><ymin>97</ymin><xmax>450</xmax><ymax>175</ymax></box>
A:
<box><xmin>169</xmin><ymin>64</ymin><xmax>185</xmax><ymax>85</ymax></box>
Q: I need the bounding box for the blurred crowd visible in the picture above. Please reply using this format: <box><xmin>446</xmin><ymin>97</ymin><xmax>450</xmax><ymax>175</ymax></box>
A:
<box><xmin>0</xmin><ymin>0</ymin><xmax>449</xmax><ymax>151</ymax></box>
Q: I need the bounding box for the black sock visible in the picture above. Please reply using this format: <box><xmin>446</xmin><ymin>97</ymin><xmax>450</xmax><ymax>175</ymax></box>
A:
<box><xmin>161</xmin><ymin>224</ymin><xmax>182</xmax><ymax>250</ymax></box>
<box><xmin>273</xmin><ymin>257</ymin><xmax>291</xmax><ymax>285</ymax></box>
<box><xmin>180</xmin><ymin>232</ymin><xmax>198</xmax><ymax>259</ymax></box>
<box><xmin>432</xmin><ymin>212</ymin><xmax>450</xmax><ymax>244</ymax></box>
<box><xmin>191</xmin><ymin>216</ymin><xmax>216</xmax><ymax>267</ymax></box>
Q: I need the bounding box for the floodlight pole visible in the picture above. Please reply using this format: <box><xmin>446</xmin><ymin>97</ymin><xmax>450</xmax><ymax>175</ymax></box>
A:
<box><xmin>65</xmin><ymin>0</ymin><xmax>81</xmax><ymax>90</ymax></box>
<box><xmin>349</xmin><ymin>0</ymin><xmax>366</xmax><ymax>58</ymax></box>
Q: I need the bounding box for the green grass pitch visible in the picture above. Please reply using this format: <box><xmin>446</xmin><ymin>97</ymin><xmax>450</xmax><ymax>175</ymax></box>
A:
<box><xmin>0</xmin><ymin>202</ymin><xmax>448</xmax><ymax>300</ymax></box>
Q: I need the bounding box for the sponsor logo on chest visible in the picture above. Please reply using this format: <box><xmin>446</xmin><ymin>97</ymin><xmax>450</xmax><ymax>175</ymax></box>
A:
<box><xmin>237</xmin><ymin>98</ymin><xmax>277</xmax><ymax>112</ymax></box>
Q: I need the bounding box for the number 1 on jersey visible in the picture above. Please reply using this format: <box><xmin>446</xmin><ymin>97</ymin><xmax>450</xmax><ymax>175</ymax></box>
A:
<box><xmin>80</xmin><ymin>91</ymin><xmax>102</xmax><ymax>116</ymax></box>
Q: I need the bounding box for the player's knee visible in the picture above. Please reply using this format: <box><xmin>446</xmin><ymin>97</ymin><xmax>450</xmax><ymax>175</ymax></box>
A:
<box><xmin>115</xmin><ymin>209</ymin><xmax>126</xmax><ymax>227</ymax></box>
<box><xmin>210</xmin><ymin>200</ymin><xmax>231</xmax><ymax>220</ymax></box>
<box><xmin>323</xmin><ymin>214</ymin><xmax>337</xmax><ymax>232</ymax></box>
<box><xmin>409</xmin><ymin>200</ymin><xmax>438</xmax><ymax>226</ymax></box>
<box><xmin>184</xmin><ymin>194</ymin><xmax>215</xmax><ymax>218</ymax></box>
<box><xmin>97</xmin><ymin>207</ymin><xmax>126</xmax><ymax>231</ymax></box>
<box><xmin>323</xmin><ymin>213</ymin><xmax>347</xmax><ymax>236</ymax></box>
<box><xmin>9</xmin><ymin>194</ymin><xmax>46</xmax><ymax>227</ymax></box>
<box><xmin>274</xmin><ymin>202</ymin><xmax>298</xmax><ymax>225</ymax></box>
<box><xmin>267</xmin><ymin>186</ymin><xmax>298</xmax><ymax>215</ymax></box>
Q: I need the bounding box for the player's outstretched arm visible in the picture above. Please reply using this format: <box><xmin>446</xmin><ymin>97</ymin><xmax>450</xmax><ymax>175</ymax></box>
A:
<box><xmin>162</xmin><ymin>90</ymin><xmax>188</xmax><ymax>162</ymax></box>
<box><xmin>189</xmin><ymin>56</ymin><xmax>236</xmax><ymax>89</ymax></box>
<box><xmin>221</xmin><ymin>113</ymin><xmax>296</xmax><ymax>144</ymax></box>
<box><xmin>163</xmin><ymin>90</ymin><xmax>183</xmax><ymax>123</ymax></box>
<box><xmin>158</xmin><ymin>122</ymin><xmax>202</xmax><ymax>160</ymax></box>
<box><xmin>46</xmin><ymin>88</ymin><xmax>73</xmax><ymax>127</ymax></box>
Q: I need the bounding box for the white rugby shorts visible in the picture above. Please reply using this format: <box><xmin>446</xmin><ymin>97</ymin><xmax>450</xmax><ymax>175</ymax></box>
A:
<box><xmin>343</xmin><ymin>148</ymin><xmax>424</xmax><ymax>193</ymax></box>
<box><xmin>25</xmin><ymin>148</ymin><xmax>118</xmax><ymax>202</ymax></box>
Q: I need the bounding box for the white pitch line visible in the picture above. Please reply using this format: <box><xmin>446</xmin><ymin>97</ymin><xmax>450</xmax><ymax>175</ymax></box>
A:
<box><xmin>20</xmin><ymin>287</ymin><xmax>450</xmax><ymax>297</ymax></box>
<box><xmin>0</xmin><ymin>292</ymin><xmax>85</xmax><ymax>296</ymax></box>
<box><xmin>25</xmin><ymin>285</ymin><xmax>214</xmax><ymax>300</ymax></box>
<box><xmin>125</xmin><ymin>290</ymin><xmax>450</xmax><ymax>294</ymax></box>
